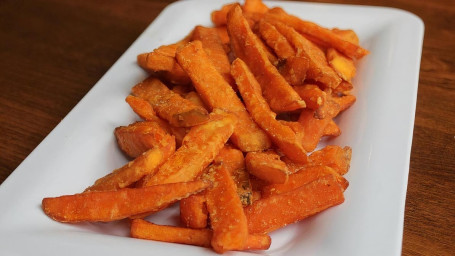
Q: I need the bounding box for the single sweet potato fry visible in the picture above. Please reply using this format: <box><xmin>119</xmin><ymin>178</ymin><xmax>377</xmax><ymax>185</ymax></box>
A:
<box><xmin>227</xmin><ymin>5</ymin><xmax>305</xmax><ymax>112</ymax></box>
<box><xmin>258</xmin><ymin>20</ymin><xmax>296</xmax><ymax>59</ymax></box>
<box><xmin>261</xmin><ymin>165</ymin><xmax>348</xmax><ymax>197</ymax></box>
<box><xmin>205</xmin><ymin>164</ymin><xmax>249</xmax><ymax>253</ymax></box>
<box><xmin>245</xmin><ymin>151</ymin><xmax>290</xmax><ymax>184</ymax></box>
<box><xmin>43</xmin><ymin>180</ymin><xmax>210</xmax><ymax>223</ymax></box>
<box><xmin>180</xmin><ymin>192</ymin><xmax>208</xmax><ymax>229</ymax></box>
<box><xmin>176</xmin><ymin>40</ymin><xmax>271</xmax><ymax>152</ymax></box>
<box><xmin>85</xmin><ymin>147</ymin><xmax>174</xmax><ymax>192</ymax></box>
<box><xmin>114</xmin><ymin>121</ymin><xmax>175</xmax><ymax>158</ymax></box>
<box><xmin>125</xmin><ymin>95</ymin><xmax>157</xmax><ymax>121</ymax></box>
<box><xmin>278</xmin><ymin>56</ymin><xmax>309</xmax><ymax>86</ymax></box>
<box><xmin>214</xmin><ymin>145</ymin><xmax>253</xmax><ymax>206</ymax></box>
<box><xmin>266</xmin><ymin>7</ymin><xmax>369</xmax><ymax>59</ymax></box>
<box><xmin>309</xmin><ymin>145</ymin><xmax>352</xmax><ymax>175</ymax></box>
<box><xmin>140</xmin><ymin>110</ymin><xmax>237</xmax><ymax>186</ymax></box>
<box><xmin>297</xmin><ymin>109</ymin><xmax>331</xmax><ymax>152</ymax></box>
<box><xmin>327</xmin><ymin>48</ymin><xmax>356</xmax><ymax>82</ymax></box>
<box><xmin>231</xmin><ymin>58</ymin><xmax>308</xmax><ymax>163</ymax></box>
<box><xmin>293</xmin><ymin>84</ymin><xmax>326</xmax><ymax>110</ymax></box>
<box><xmin>192</xmin><ymin>25</ymin><xmax>235</xmax><ymax>88</ymax></box>
<box><xmin>272</xmin><ymin>21</ymin><xmax>342</xmax><ymax>88</ymax></box>
<box><xmin>244</xmin><ymin>175</ymin><xmax>345</xmax><ymax>234</ymax></box>
<box><xmin>131</xmin><ymin>219</ymin><xmax>212</xmax><ymax>247</ymax></box>
<box><xmin>332</xmin><ymin>28</ymin><xmax>360</xmax><ymax>45</ymax></box>
<box><xmin>130</xmin><ymin>219</ymin><xmax>271</xmax><ymax>251</ymax></box>
<box><xmin>332</xmin><ymin>81</ymin><xmax>354</xmax><ymax>96</ymax></box>
<box><xmin>132</xmin><ymin>77</ymin><xmax>209</xmax><ymax>127</ymax></box>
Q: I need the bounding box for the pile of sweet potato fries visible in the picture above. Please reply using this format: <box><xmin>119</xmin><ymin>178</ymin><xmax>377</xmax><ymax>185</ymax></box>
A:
<box><xmin>42</xmin><ymin>0</ymin><xmax>368</xmax><ymax>253</ymax></box>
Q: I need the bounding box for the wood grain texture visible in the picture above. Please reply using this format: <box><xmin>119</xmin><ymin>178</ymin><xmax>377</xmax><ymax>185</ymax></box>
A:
<box><xmin>0</xmin><ymin>0</ymin><xmax>454</xmax><ymax>255</ymax></box>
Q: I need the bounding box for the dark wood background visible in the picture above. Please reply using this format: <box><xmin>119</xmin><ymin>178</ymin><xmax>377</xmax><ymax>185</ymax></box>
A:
<box><xmin>0</xmin><ymin>0</ymin><xmax>453</xmax><ymax>255</ymax></box>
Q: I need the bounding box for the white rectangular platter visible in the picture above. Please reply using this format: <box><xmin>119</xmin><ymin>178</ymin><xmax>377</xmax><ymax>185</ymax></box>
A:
<box><xmin>0</xmin><ymin>0</ymin><xmax>424</xmax><ymax>255</ymax></box>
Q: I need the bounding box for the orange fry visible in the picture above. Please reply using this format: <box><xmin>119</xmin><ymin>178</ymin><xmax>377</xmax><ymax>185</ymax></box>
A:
<box><xmin>244</xmin><ymin>175</ymin><xmax>345</xmax><ymax>234</ymax></box>
<box><xmin>227</xmin><ymin>5</ymin><xmax>305</xmax><ymax>112</ymax></box>
<box><xmin>180</xmin><ymin>192</ymin><xmax>208</xmax><ymax>229</ymax></box>
<box><xmin>211</xmin><ymin>3</ymin><xmax>236</xmax><ymax>27</ymax></box>
<box><xmin>323</xmin><ymin>119</ymin><xmax>341</xmax><ymax>137</ymax></box>
<box><xmin>114</xmin><ymin>121</ymin><xmax>175</xmax><ymax>158</ymax></box>
<box><xmin>332</xmin><ymin>94</ymin><xmax>356</xmax><ymax>113</ymax></box>
<box><xmin>278</xmin><ymin>56</ymin><xmax>309</xmax><ymax>86</ymax></box>
<box><xmin>205</xmin><ymin>164</ymin><xmax>248</xmax><ymax>253</ymax></box>
<box><xmin>43</xmin><ymin>180</ymin><xmax>210</xmax><ymax>223</ymax></box>
<box><xmin>272</xmin><ymin>21</ymin><xmax>342</xmax><ymax>88</ymax></box>
<box><xmin>266</xmin><ymin>7</ymin><xmax>369</xmax><ymax>59</ymax></box>
<box><xmin>309</xmin><ymin>145</ymin><xmax>352</xmax><ymax>175</ymax></box>
<box><xmin>242</xmin><ymin>0</ymin><xmax>269</xmax><ymax>14</ymax></box>
<box><xmin>140</xmin><ymin>110</ymin><xmax>237</xmax><ymax>186</ymax></box>
<box><xmin>293</xmin><ymin>84</ymin><xmax>326</xmax><ymax>110</ymax></box>
<box><xmin>214</xmin><ymin>145</ymin><xmax>253</xmax><ymax>206</ymax></box>
<box><xmin>327</xmin><ymin>48</ymin><xmax>356</xmax><ymax>82</ymax></box>
<box><xmin>132</xmin><ymin>77</ymin><xmax>209</xmax><ymax>127</ymax></box>
<box><xmin>231</xmin><ymin>58</ymin><xmax>308</xmax><ymax>163</ymax></box>
<box><xmin>192</xmin><ymin>25</ymin><xmax>235</xmax><ymax>88</ymax></box>
<box><xmin>125</xmin><ymin>95</ymin><xmax>157</xmax><ymax>121</ymax></box>
<box><xmin>258</xmin><ymin>19</ymin><xmax>296</xmax><ymax>59</ymax></box>
<box><xmin>176</xmin><ymin>40</ymin><xmax>271</xmax><ymax>152</ymax></box>
<box><xmin>85</xmin><ymin>147</ymin><xmax>174</xmax><ymax>192</ymax></box>
<box><xmin>245</xmin><ymin>151</ymin><xmax>289</xmax><ymax>184</ymax></box>
<box><xmin>298</xmin><ymin>109</ymin><xmax>331</xmax><ymax>152</ymax></box>
<box><xmin>261</xmin><ymin>165</ymin><xmax>349</xmax><ymax>197</ymax></box>
<box><xmin>131</xmin><ymin>219</ymin><xmax>271</xmax><ymax>251</ymax></box>
<box><xmin>184</xmin><ymin>91</ymin><xmax>208</xmax><ymax>110</ymax></box>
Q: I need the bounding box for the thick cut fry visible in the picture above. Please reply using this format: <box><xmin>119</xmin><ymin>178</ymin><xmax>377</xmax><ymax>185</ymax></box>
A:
<box><xmin>125</xmin><ymin>95</ymin><xmax>188</xmax><ymax>147</ymax></box>
<box><xmin>244</xmin><ymin>175</ymin><xmax>345</xmax><ymax>234</ymax></box>
<box><xmin>293</xmin><ymin>84</ymin><xmax>326</xmax><ymax>110</ymax></box>
<box><xmin>231</xmin><ymin>58</ymin><xmax>308</xmax><ymax>163</ymax></box>
<box><xmin>85</xmin><ymin>147</ymin><xmax>173</xmax><ymax>192</ymax></box>
<box><xmin>327</xmin><ymin>48</ymin><xmax>356</xmax><ymax>82</ymax></box>
<box><xmin>180</xmin><ymin>192</ymin><xmax>208</xmax><ymax>229</ymax></box>
<box><xmin>309</xmin><ymin>145</ymin><xmax>352</xmax><ymax>175</ymax></box>
<box><xmin>214</xmin><ymin>26</ymin><xmax>231</xmax><ymax>49</ymax></box>
<box><xmin>261</xmin><ymin>165</ymin><xmax>349</xmax><ymax>197</ymax></box>
<box><xmin>43</xmin><ymin>180</ymin><xmax>210</xmax><ymax>223</ymax></box>
<box><xmin>332</xmin><ymin>28</ymin><xmax>360</xmax><ymax>45</ymax></box>
<box><xmin>272</xmin><ymin>21</ymin><xmax>341</xmax><ymax>88</ymax></box>
<box><xmin>227</xmin><ymin>5</ymin><xmax>305</xmax><ymax>112</ymax></box>
<box><xmin>131</xmin><ymin>219</ymin><xmax>271</xmax><ymax>251</ymax></box>
<box><xmin>137</xmin><ymin>47</ymin><xmax>191</xmax><ymax>85</ymax></box>
<box><xmin>114</xmin><ymin>121</ymin><xmax>175</xmax><ymax>158</ymax></box>
<box><xmin>245</xmin><ymin>151</ymin><xmax>290</xmax><ymax>184</ymax></box>
<box><xmin>258</xmin><ymin>20</ymin><xmax>296</xmax><ymax>59</ymax></box>
<box><xmin>125</xmin><ymin>95</ymin><xmax>157</xmax><ymax>121</ymax></box>
<box><xmin>192</xmin><ymin>26</ymin><xmax>235</xmax><ymax>88</ymax></box>
<box><xmin>278</xmin><ymin>56</ymin><xmax>309</xmax><ymax>86</ymax></box>
<box><xmin>266</xmin><ymin>7</ymin><xmax>369</xmax><ymax>59</ymax></box>
<box><xmin>176</xmin><ymin>40</ymin><xmax>271</xmax><ymax>152</ymax></box>
<box><xmin>132</xmin><ymin>78</ymin><xmax>209</xmax><ymax>127</ymax></box>
<box><xmin>314</xmin><ymin>94</ymin><xmax>341</xmax><ymax>119</ymax></box>
<box><xmin>140</xmin><ymin>110</ymin><xmax>237</xmax><ymax>186</ymax></box>
<box><xmin>214</xmin><ymin>145</ymin><xmax>253</xmax><ymax>206</ymax></box>
<box><xmin>205</xmin><ymin>164</ymin><xmax>249</xmax><ymax>253</ymax></box>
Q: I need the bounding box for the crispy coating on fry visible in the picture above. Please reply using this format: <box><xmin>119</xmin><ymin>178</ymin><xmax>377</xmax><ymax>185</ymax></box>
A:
<box><xmin>43</xmin><ymin>180</ymin><xmax>210</xmax><ymax>223</ymax></box>
<box><xmin>132</xmin><ymin>77</ymin><xmax>209</xmax><ymax>127</ymax></box>
<box><xmin>140</xmin><ymin>110</ymin><xmax>237</xmax><ymax>186</ymax></box>
<box><xmin>231</xmin><ymin>58</ymin><xmax>308</xmax><ymax>163</ymax></box>
<box><xmin>176</xmin><ymin>40</ymin><xmax>271</xmax><ymax>152</ymax></box>
<box><xmin>227</xmin><ymin>5</ymin><xmax>305</xmax><ymax>112</ymax></box>
<box><xmin>245</xmin><ymin>151</ymin><xmax>290</xmax><ymax>184</ymax></box>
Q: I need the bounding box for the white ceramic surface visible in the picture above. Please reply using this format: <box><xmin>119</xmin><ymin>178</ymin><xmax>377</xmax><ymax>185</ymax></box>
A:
<box><xmin>0</xmin><ymin>1</ymin><xmax>424</xmax><ymax>255</ymax></box>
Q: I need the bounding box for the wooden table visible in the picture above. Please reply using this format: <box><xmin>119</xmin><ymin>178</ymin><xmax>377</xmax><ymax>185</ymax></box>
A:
<box><xmin>1</xmin><ymin>0</ymin><xmax>453</xmax><ymax>255</ymax></box>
